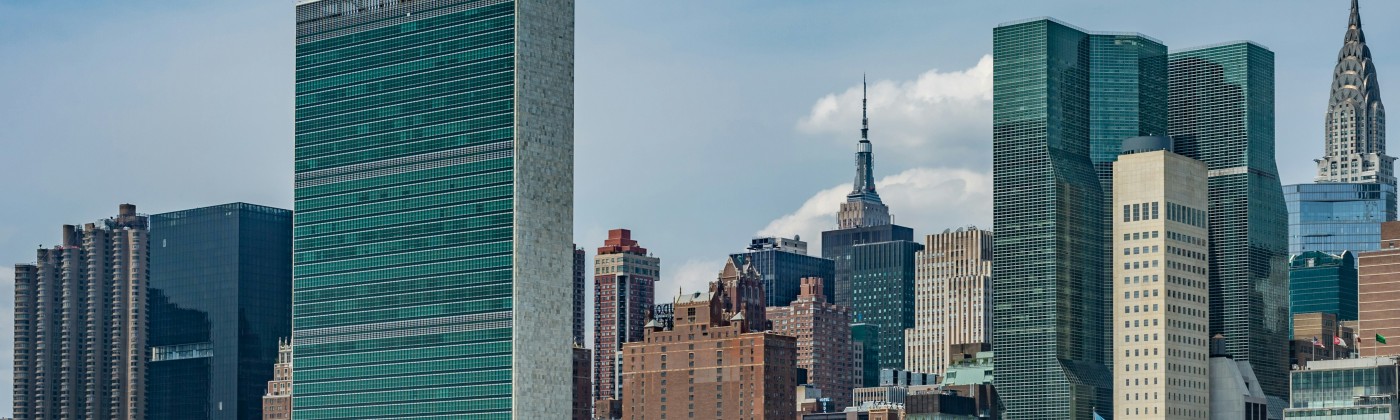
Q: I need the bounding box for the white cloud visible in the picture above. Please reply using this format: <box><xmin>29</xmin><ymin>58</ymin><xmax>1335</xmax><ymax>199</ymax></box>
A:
<box><xmin>797</xmin><ymin>55</ymin><xmax>993</xmax><ymax>170</ymax></box>
<box><xmin>757</xmin><ymin>167</ymin><xmax>991</xmax><ymax>250</ymax></box>
<box><xmin>657</xmin><ymin>257</ymin><xmax>728</xmax><ymax>303</ymax></box>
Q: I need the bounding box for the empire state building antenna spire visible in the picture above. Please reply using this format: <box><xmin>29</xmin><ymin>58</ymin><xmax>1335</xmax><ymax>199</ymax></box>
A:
<box><xmin>837</xmin><ymin>75</ymin><xmax>891</xmax><ymax>229</ymax></box>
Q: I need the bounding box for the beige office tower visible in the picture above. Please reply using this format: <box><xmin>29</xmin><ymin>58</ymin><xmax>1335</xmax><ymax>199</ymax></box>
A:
<box><xmin>905</xmin><ymin>227</ymin><xmax>992</xmax><ymax>378</ymax></box>
<box><xmin>1112</xmin><ymin>137</ymin><xmax>1211</xmax><ymax>419</ymax></box>
<box><xmin>13</xmin><ymin>204</ymin><xmax>148</xmax><ymax>420</ymax></box>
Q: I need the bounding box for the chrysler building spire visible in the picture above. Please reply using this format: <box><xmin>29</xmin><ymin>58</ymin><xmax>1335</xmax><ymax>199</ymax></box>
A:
<box><xmin>1315</xmin><ymin>0</ymin><xmax>1392</xmax><ymax>197</ymax></box>
<box><xmin>838</xmin><ymin>76</ymin><xmax>892</xmax><ymax>229</ymax></box>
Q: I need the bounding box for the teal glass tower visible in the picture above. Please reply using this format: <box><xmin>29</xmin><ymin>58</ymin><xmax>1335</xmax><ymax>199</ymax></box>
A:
<box><xmin>1168</xmin><ymin>42</ymin><xmax>1289</xmax><ymax>399</ymax></box>
<box><xmin>292</xmin><ymin>1</ymin><xmax>573</xmax><ymax>418</ymax></box>
<box><xmin>991</xmin><ymin>18</ymin><xmax>1113</xmax><ymax>419</ymax></box>
<box><xmin>1288</xmin><ymin>251</ymin><xmax>1358</xmax><ymax>331</ymax></box>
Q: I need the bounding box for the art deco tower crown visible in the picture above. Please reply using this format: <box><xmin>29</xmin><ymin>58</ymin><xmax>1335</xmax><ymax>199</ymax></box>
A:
<box><xmin>1316</xmin><ymin>0</ymin><xmax>1392</xmax><ymax>193</ymax></box>
<box><xmin>838</xmin><ymin>76</ymin><xmax>893</xmax><ymax>229</ymax></box>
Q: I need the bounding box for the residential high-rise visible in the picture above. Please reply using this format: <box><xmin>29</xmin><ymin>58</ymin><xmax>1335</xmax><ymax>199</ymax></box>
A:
<box><xmin>1111</xmin><ymin>136</ymin><xmax>1212</xmax><ymax>419</ymax></box>
<box><xmin>1289</xmin><ymin>251</ymin><xmax>1358</xmax><ymax>327</ymax></box>
<box><xmin>732</xmin><ymin>236</ymin><xmax>836</xmax><ymax>307</ymax></box>
<box><xmin>1284</xmin><ymin>183</ymin><xmax>1395</xmax><ymax>255</ymax></box>
<box><xmin>1169</xmin><ymin>41</ymin><xmax>1290</xmax><ymax>399</ymax></box>
<box><xmin>291</xmin><ymin>1</ymin><xmax>574</xmax><ymax>417</ymax></box>
<box><xmin>262</xmin><ymin>339</ymin><xmax>293</xmax><ymax>420</ymax></box>
<box><xmin>1358</xmin><ymin>221</ymin><xmax>1400</xmax><ymax>357</ymax></box>
<box><xmin>905</xmin><ymin>227</ymin><xmax>992</xmax><ymax>379</ymax></box>
<box><xmin>620</xmin><ymin>282</ymin><xmax>797</xmax><ymax>420</ymax></box>
<box><xmin>991</xmin><ymin>18</ymin><xmax>1113</xmax><ymax>418</ymax></box>
<box><xmin>852</xmin><ymin>239</ymin><xmax>922</xmax><ymax>372</ymax></box>
<box><xmin>1315</xmin><ymin>0</ymin><xmax>1392</xmax><ymax>194</ymax></box>
<box><xmin>769</xmin><ymin>277</ymin><xmax>856</xmax><ymax>408</ymax></box>
<box><xmin>593</xmin><ymin>229</ymin><xmax>660</xmax><ymax>401</ymax></box>
<box><xmin>574</xmin><ymin>245</ymin><xmax>586</xmax><ymax>345</ymax></box>
<box><xmin>822</xmin><ymin>80</ymin><xmax>915</xmax><ymax>309</ymax></box>
<box><xmin>12</xmin><ymin>204</ymin><xmax>148</xmax><ymax>420</ymax></box>
<box><xmin>147</xmin><ymin>203</ymin><xmax>293</xmax><ymax>420</ymax></box>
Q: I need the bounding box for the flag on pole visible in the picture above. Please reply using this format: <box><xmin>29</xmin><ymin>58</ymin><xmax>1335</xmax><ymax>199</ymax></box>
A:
<box><xmin>1313</xmin><ymin>337</ymin><xmax>1324</xmax><ymax>348</ymax></box>
<box><xmin>1093</xmin><ymin>409</ymin><xmax>1106</xmax><ymax>420</ymax></box>
<box><xmin>1335</xmin><ymin>335</ymin><xmax>1349</xmax><ymax>347</ymax></box>
<box><xmin>1379</xmin><ymin>334</ymin><xmax>1389</xmax><ymax>345</ymax></box>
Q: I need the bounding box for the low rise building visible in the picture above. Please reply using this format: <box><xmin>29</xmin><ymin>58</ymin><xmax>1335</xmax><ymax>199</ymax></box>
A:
<box><xmin>1284</xmin><ymin>356</ymin><xmax>1399</xmax><ymax>419</ymax></box>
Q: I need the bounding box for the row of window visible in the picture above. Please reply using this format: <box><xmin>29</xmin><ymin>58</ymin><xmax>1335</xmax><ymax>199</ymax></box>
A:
<box><xmin>1122</xmin><ymin>201</ymin><xmax>1160</xmax><ymax>222</ymax></box>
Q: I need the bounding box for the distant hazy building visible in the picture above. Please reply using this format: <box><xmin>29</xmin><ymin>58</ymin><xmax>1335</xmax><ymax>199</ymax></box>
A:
<box><xmin>853</xmin><ymin>239</ymin><xmax>923</xmax><ymax>372</ymax></box>
<box><xmin>1170</xmin><ymin>41</ymin><xmax>1290</xmax><ymax>399</ymax></box>
<box><xmin>1285</xmin><ymin>183</ymin><xmax>1395</xmax><ymax>255</ymax></box>
<box><xmin>1284</xmin><ymin>356</ymin><xmax>1399</xmax><ymax>419</ymax></box>
<box><xmin>906</xmin><ymin>227</ymin><xmax>991</xmax><ymax>378</ymax></box>
<box><xmin>1315</xmin><ymin>0</ymin><xmax>1392</xmax><ymax>195</ymax></box>
<box><xmin>147</xmin><ymin>203</ymin><xmax>292</xmax><ymax>420</ymax></box>
<box><xmin>1359</xmin><ymin>221</ymin><xmax>1400</xmax><ymax>357</ymax></box>
<box><xmin>593</xmin><ymin>229</ymin><xmax>660</xmax><ymax>401</ymax></box>
<box><xmin>261</xmin><ymin>339</ymin><xmax>292</xmax><ymax>420</ymax></box>
<box><xmin>1112</xmin><ymin>136</ymin><xmax>1212</xmax><ymax>419</ymax></box>
<box><xmin>732</xmin><ymin>236</ymin><xmax>836</xmax><ymax>307</ymax></box>
<box><xmin>13</xmin><ymin>204</ymin><xmax>148</xmax><ymax>420</ymax></box>
<box><xmin>769</xmin><ymin>277</ymin><xmax>856</xmax><ymax>408</ymax></box>
<box><xmin>575</xmin><ymin>245</ymin><xmax>587</xmax><ymax>345</ymax></box>
<box><xmin>291</xmin><ymin>0</ymin><xmax>574</xmax><ymax>417</ymax></box>
<box><xmin>620</xmin><ymin>281</ymin><xmax>797</xmax><ymax>419</ymax></box>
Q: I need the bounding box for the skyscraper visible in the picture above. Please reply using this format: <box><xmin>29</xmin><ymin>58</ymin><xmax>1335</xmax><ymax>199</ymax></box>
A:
<box><xmin>905</xmin><ymin>227</ymin><xmax>992</xmax><ymax>379</ymax></box>
<box><xmin>1111</xmin><ymin>136</ymin><xmax>1211</xmax><ymax>419</ymax></box>
<box><xmin>991</xmin><ymin>18</ymin><xmax>1112</xmax><ymax>418</ymax></box>
<box><xmin>768</xmin><ymin>277</ymin><xmax>856</xmax><ymax>408</ymax></box>
<box><xmin>852</xmin><ymin>239</ymin><xmax>922</xmax><ymax>372</ymax></box>
<box><xmin>1169</xmin><ymin>41</ymin><xmax>1289</xmax><ymax>399</ymax></box>
<box><xmin>291</xmin><ymin>1</ymin><xmax>574</xmax><ymax>417</ymax></box>
<box><xmin>13</xmin><ymin>204</ymin><xmax>148</xmax><ymax>420</ymax></box>
<box><xmin>731</xmin><ymin>236</ymin><xmax>836</xmax><ymax>307</ymax></box>
<box><xmin>822</xmin><ymin>80</ymin><xmax>914</xmax><ymax>309</ymax></box>
<box><xmin>262</xmin><ymin>339</ymin><xmax>293</xmax><ymax>420</ymax></box>
<box><xmin>592</xmin><ymin>229</ymin><xmax>659</xmax><ymax>401</ymax></box>
<box><xmin>1315</xmin><ymin>0</ymin><xmax>1392</xmax><ymax>195</ymax></box>
<box><xmin>148</xmin><ymin>203</ymin><xmax>293</xmax><ymax>420</ymax></box>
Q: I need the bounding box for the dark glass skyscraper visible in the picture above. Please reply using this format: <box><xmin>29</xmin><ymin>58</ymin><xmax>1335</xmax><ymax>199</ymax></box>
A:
<box><xmin>1168</xmin><ymin>41</ymin><xmax>1290</xmax><ymax>399</ymax></box>
<box><xmin>1285</xmin><ymin>182</ymin><xmax>1396</xmax><ymax>255</ymax></box>
<box><xmin>731</xmin><ymin>236</ymin><xmax>835</xmax><ymax>307</ymax></box>
<box><xmin>851</xmin><ymin>240</ymin><xmax>922</xmax><ymax>372</ymax></box>
<box><xmin>292</xmin><ymin>1</ymin><xmax>574</xmax><ymax>418</ymax></box>
<box><xmin>148</xmin><ymin>203</ymin><xmax>293</xmax><ymax>420</ymax></box>
<box><xmin>1289</xmin><ymin>251</ymin><xmax>1358</xmax><ymax>327</ymax></box>
<box><xmin>991</xmin><ymin>18</ymin><xmax>1113</xmax><ymax>419</ymax></box>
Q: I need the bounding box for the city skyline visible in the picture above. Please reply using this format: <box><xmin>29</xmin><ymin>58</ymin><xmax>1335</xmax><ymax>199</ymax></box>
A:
<box><xmin>3</xmin><ymin>1</ymin><xmax>1400</xmax><ymax>415</ymax></box>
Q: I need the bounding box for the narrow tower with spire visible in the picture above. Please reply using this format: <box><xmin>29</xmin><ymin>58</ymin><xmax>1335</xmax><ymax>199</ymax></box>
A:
<box><xmin>838</xmin><ymin>76</ymin><xmax>893</xmax><ymax>229</ymax></box>
<box><xmin>1315</xmin><ymin>0</ymin><xmax>1392</xmax><ymax>201</ymax></box>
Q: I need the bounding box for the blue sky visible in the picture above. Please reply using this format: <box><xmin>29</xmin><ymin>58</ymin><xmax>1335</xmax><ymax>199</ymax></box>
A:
<box><xmin>1</xmin><ymin>1</ymin><xmax>1395</xmax><ymax>413</ymax></box>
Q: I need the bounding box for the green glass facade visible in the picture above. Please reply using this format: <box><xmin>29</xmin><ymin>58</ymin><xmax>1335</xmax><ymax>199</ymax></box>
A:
<box><xmin>1289</xmin><ymin>251</ymin><xmax>1358</xmax><ymax>331</ymax></box>
<box><xmin>851</xmin><ymin>240</ymin><xmax>922</xmax><ymax>372</ymax></box>
<box><xmin>991</xmin><ymin>18</ymin><xmax>1113</xmax><ymax>419</ymax></box>
<box><xmin>1168</xmin><ymin>42</ymin><xmax>1290</xmax><ymax>399</ymax></box>
<box><xmin>852</xmin><ymin>322</ymin><xmax>881</xmax><ymax>387</ymax></box>
<box><xmin>1088</xmin><ymin>33</ymin><xmax>1168</xmax><ymax>368</ymax></box>
<box><xmin>292</xmin><ymin>0</ymin><xmax>572</xmax><ymax>418</ymax></box>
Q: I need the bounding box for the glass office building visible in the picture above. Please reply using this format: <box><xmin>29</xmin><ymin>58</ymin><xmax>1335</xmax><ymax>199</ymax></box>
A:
<box><xmin>851</xmin><ymin>240</ymin><xmax>923</xmax><ymax>372</ymax></box>
<box><xmin>823</xmin><ymin>225</ymin><xmax>914</xmax><ymax>308</ymax></box>
<box><xmin>991</xmin><ymin>18</ymin><xmax>1113</xmax><ymax>418</ymax></box>
<box><xmin>731</xmin><ymin>237</ymin><xmax>836</xmax><ymax>307</ymax></box>
<box><xmin>292</xmin><ymin>0</ymin><xmax>573</xmax><ymax>418</ymax></box>
<box><xmin>1289</xmin><ymin>251</ymin><xmax>1358</xmax><ymax>323</ymax></box>
<box><xmin>148</xmin><ymin>203</ymin><xmax>293</xmax><ymax>420</ymax></box>
<box><xmin>1284</xmin><ymin>357</ymin><xmax>1399</xmax><ymax>419</ymax></box>
<box><xmin>1169</xmin><ymin>41</ymin><xmax>1290</xmax><ymax>399</ymax></box>
<box><xmin>1286</xmin><ymin>182</ymin><xmax>1396</xmax><ymax>255</ymax></box>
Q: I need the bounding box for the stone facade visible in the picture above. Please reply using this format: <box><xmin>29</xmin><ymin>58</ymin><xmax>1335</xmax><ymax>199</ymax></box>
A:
<box><xmin>905</xmin><ymin>227</ymin><xmax>991</xmax><ymax>378</ymax></box>
<box><xmin>262</xmin><ymin>339</ymin><xmax>293</xmax><ymax>420</ymax></box>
